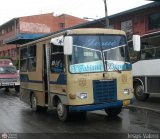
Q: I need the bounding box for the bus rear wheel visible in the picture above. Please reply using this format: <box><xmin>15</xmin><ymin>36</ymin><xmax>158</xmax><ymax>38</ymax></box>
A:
<box><xmin>31</xmin><ymin>94</ymin><xmax>40</xmax><ymax>112</ymax></box>
<box><xmin>31</xmin><ymin>94</ymin><xmax>48</xmax><ymax>112</ymax></box>
<box><xmin>134</xmin><ymin>84</ymin><xmax>149</xmax><ymax>101</ymax></box>
<box><xmin>105</xmin><ymin>107</ymin><xmax>122</xmax><ymax>117</ymax></box>
<box><xmin>57</xmin><ymin>100</ymin><xmax>70</xmax><ymax>122</ymax></box>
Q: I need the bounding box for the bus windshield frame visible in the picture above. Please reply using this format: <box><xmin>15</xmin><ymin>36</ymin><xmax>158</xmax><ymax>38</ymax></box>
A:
<box><xmin>68</xmin><ymin>34</ymin><xmax>131</xmax><ymax>74</ymax></box>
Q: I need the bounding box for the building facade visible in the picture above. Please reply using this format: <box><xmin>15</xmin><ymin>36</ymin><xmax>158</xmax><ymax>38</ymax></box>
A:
<box><xmin>109</xmin><ymin>2</ymin><xmax>160</xmax><ymax>40</ymax></box>
<box><xmin>74</xmin><ymin>2</ymin><xmax>160</xmax><ymax>40</ymax></box>
<box><xmin>0</xmin><ymin>13</ymin><xmax>87</xmax><ymax>61</ymax></box>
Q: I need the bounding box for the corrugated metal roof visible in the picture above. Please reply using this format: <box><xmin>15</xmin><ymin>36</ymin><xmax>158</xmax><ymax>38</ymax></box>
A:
<box><xmin>65</xmin><ymin>2</ymin><xmax>160</xmax><ymax>28</ymax></box>
<box><xmin>4</xmin><ymin>33</ymin><xmax>46</xmax><ymax>44</ymax></box>
<box><xmin>0</xmin><ymin>18</ymin><xmax>18</xmax><ymax>28</ymax></box>
<box><xmin>108</xmin><ymin>2</ymin><xmax>160</xmax><ymax>18</ymax></box>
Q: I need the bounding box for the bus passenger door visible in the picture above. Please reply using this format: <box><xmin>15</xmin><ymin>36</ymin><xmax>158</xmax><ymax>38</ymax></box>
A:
<box><xmin>43</xmin><ymin>44</ymin><xmax>50</xmax><ymax>105</ymax></box>
<box><xmin>50</xmin><ymin>43</ymin><xmax>67</xmax><ymax>102</ymax></box>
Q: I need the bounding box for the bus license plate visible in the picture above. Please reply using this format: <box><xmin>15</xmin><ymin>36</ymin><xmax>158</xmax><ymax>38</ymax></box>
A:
<box><xmin>1</xmin><ymin>83</ymin><xmax>14</xmax><ymax>86</ymax></box>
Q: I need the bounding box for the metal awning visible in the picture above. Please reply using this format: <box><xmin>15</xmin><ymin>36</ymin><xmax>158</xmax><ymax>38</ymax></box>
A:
<box><xmin>4</xmin><ymin>33</ymin><xmax>46</xmax><ymax>44</ymax></box>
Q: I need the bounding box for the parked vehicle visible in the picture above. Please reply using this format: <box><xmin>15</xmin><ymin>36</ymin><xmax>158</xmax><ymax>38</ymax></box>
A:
<box><xmin>0</xmin><ymin>59</ymin><xmax>20</xmax><ymax>92</ymax></box>
<box><xmin>132</xmin><ymin>31</ymin><xmax>160</xmax><ymax>101</ymax></box>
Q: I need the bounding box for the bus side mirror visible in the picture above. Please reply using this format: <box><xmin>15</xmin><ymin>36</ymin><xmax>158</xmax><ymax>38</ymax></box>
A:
<box><xmin>64</xmin><ymin>36</ymin><xmax>73</xmax><ymax>55</ymax></box>
<box><xmin>132</xmin><ymin>35</ymin><xmax>141</xmax><ymax>51</ymax></box>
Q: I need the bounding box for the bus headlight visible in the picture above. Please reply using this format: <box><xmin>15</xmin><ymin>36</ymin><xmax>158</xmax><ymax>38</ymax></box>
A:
<box><xmin>123</xmin><ymin>89</ymin><xmax>130</xmax><ymax>95</ymax></box>
<box><xmin>77</xmin><ymin>92</ymin><xmax>88</xmax><ymax>99</ymax></box>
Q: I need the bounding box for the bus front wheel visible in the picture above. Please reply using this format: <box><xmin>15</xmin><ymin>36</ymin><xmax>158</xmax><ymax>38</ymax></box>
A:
<box><xmin>57</xmin><ymin>100</ymin><xmax>70</xmax><ymax>122</ymax></box>
<box><xmin>105</xmin><ymin>107</ymin><xmax>122</xmax><ymax>117</ymax></box>
<box><xmin>134</xmin><ymin>84</ymin><xmax>149</xmax><ymax>101</ymax></box>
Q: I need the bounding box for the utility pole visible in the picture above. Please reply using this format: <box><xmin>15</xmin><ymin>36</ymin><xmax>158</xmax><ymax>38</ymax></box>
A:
<box><xmin>103</xmin><ymin>0</ymin><xmax>109</xmax><ymax>28</ymax></box>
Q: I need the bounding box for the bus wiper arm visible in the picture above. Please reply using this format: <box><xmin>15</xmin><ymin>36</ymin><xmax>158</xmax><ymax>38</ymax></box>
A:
<box><xmin>114</xmin><ymin>68</ymin><xmax>121</xmax><ymax>73</ymax></box>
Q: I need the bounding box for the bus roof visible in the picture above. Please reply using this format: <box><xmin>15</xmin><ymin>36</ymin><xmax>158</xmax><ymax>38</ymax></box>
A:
<box><xmin>67</xmin><ymin>28</ymin><xmax>126</xmax><ymax>35</ymax></box>
<box><xmin>20</xmin><ymin>28</ymin><xmax>126</xmax><ymax>47</ymax></box>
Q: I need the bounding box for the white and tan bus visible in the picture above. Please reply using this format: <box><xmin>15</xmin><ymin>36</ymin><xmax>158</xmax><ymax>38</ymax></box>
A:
<box><xmin>19</xmin><ymin>28</ymin><xmax>139</xmax><ymax>121</ymax></box>
<box><xmin>133</xmin><ymin>31</ymin><xmax>160</xmax><ymax>101</ymax></box>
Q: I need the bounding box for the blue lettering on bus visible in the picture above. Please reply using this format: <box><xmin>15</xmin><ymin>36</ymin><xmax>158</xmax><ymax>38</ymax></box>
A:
<box><xmin>70</xmin><ymin>61</ymin><xmax>104</xmax><ymax>73</ymax></box>
<box><xmin>85</xmin><ymin>39</ymin><xmax>118</xmax><ymax>48</ymax></box>
<box><xmin>107</xmin><ymin>62</ymin><xmax>132</xmax><ymax>71</ymax></box>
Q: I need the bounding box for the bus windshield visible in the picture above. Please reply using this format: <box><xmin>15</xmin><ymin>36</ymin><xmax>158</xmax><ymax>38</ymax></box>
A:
<box><xmin>69</xmin><ymin>35</ymin><xmax>131</xmax><ymax>73</ymax></box>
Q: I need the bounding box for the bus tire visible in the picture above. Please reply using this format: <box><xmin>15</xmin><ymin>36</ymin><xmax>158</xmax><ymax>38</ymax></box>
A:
<box><xmin>31</xmin><ymin>94</ymin><xmax>41</xmax><ymax>112</ymax></box>
<box><xmin>57</xmin><ymin>100</ymin><xmax>70</xmax><ymax>122</ymax></box>
<box><xmin>105</xmin><ymin>107</ymin><xmax>122</xmax><ymax>117</ymax></box>
<box><xmin>134</xmin><ymin>84</ymin><xmax>149</xmax><ymax>101</ymax></box>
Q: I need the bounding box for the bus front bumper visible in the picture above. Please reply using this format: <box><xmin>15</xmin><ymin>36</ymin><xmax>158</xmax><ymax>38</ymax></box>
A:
<box><xmin>69</xmin><ymin>99</ymin><xmax>133</xmax><ymax>112</ymax></box>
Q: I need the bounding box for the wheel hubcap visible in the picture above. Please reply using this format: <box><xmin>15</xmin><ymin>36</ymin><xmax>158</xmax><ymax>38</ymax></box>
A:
<box><xmin>136</xmin><ymin>86</ymin><xmax>143</xmax><ymax>96</ymax></box>
<box><xmin>32</xmin><ymin>96</ymin><xmax>37</xmax><ymax>109</ymax></box>
<box><xmin>57</xmin><ymin>103</ymin><xmax>64</xmax><ymax>117</ymax></box>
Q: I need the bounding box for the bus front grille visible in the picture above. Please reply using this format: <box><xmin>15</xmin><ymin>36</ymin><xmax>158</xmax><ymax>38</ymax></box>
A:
<box><xmin>93</xmin><ymin>80</ymin><xmax>117</xmax><ymax>103</ymax></box>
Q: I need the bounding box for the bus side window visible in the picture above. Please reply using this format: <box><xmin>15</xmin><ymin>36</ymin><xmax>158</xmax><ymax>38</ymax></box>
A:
<box><xmin>141</xmin><ymin>52</ymin><xmax>146</xmax><ymax>60</ymax></box>
<box><xmin>145</xmin><ymin>52</ymin><xmax>152</xmax><ymax>59</ymax></box>
<box><xmin>28</xmin><ymin>45</ymin><xmax>36</xmax><ymax>72</ymax></box>
<box><xmin>50</xmin><ymin>44</ymin><xmax>64</xmax><ymax>73</ymax></box>
<box><xmin>20</xmin><ymin>47</ymin><xmax>28</xmax><ymax>72</ymax></box>
<box><xmin>51</xmin><ymin>53</ymin><xmax>64</xmax><ymax>73</ymax></box>
<box><xmin>155</xmin><ymin>47</ymin><xmax>160</xmax><ymax>58</ymax></box>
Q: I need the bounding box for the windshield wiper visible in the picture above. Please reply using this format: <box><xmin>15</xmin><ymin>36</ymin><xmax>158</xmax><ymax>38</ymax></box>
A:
<box><xmin>114</xmin><ymin>68</ymin><xmax>121</xmax><ymax>73</ymax></box>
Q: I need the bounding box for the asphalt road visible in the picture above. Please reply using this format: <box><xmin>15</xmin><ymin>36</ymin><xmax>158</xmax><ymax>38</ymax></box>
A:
<box><xmin>0</xmin><ymin>89</ymin><xmax>160</xmax><ymax>139</ymax></box>
<box><xmin>129</xmin><ymin>95</ymin><xmax>160</xmax><ymax>113</ymax></box>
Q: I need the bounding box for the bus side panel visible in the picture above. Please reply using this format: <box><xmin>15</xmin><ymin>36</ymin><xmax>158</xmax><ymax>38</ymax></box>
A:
<box><xmin>20</xmin><ymin>88</ymin><xmax>45</xmax><ymax>106</ymax></box>
<box><xmin>20</xmin><ymin>87</ymin><xmax>30</xmax><ymax>105</ymax></box>
<box><xmin>20</xmin><ymin>43</ymin><xmax>45</xmax><ymax>107</ymax></box>
<box><xmin>49</xmin><ymin>73</ymin><xmax>68</xmax><ymax>106</ymax></box>
<box><xmin>147</xmin><ymin>77</ymin><xmax>160</xmax><ymax>94</ymax></box>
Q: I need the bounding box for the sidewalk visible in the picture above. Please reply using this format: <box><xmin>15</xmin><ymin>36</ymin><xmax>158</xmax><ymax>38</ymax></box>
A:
<box><xmin>128</xmin><ymin>95</ymin><xmax>160</xmax><ymax>114</ymax></box>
